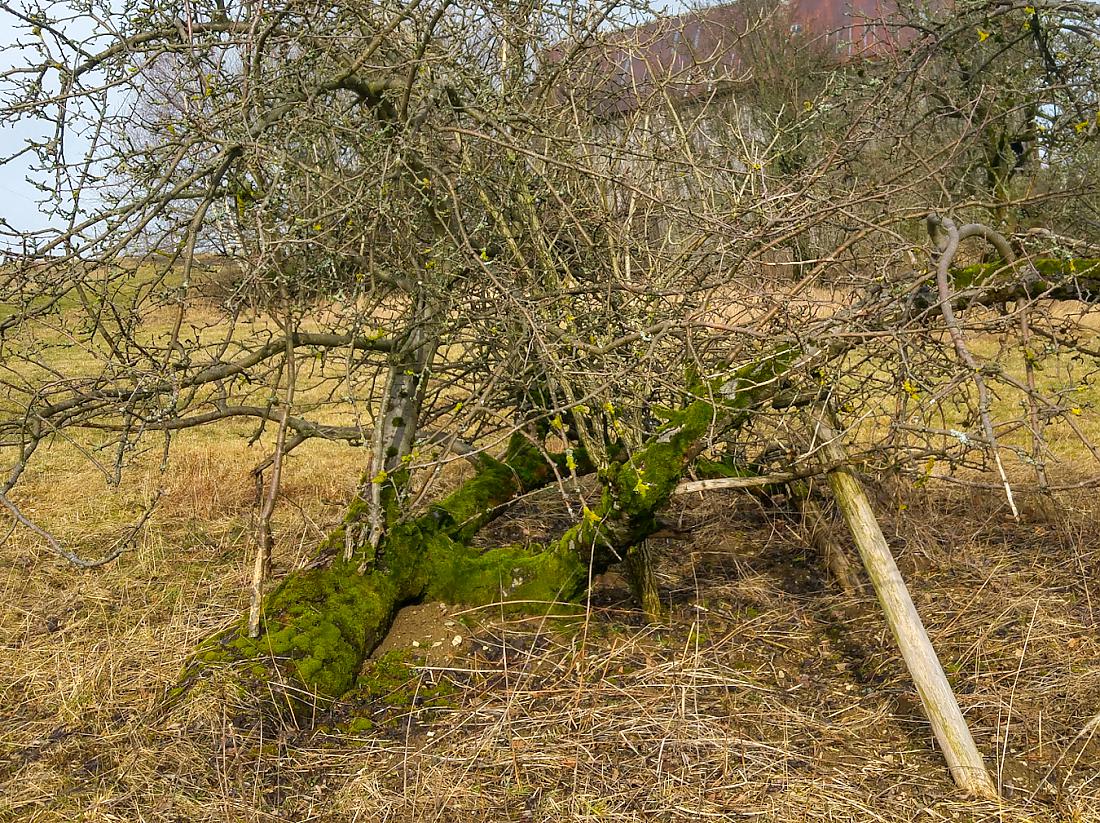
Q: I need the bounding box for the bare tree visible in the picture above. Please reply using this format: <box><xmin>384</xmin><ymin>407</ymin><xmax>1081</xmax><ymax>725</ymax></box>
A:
<box><xmin>1</xmin><ymin>0</ymin><xmax>1099</xmax><ymax>792</ymax></box>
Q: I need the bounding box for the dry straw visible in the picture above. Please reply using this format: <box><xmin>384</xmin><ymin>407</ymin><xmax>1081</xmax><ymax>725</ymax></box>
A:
<box><xmin>2</xmin><ymin>473</ymin><xmax>1098</xmax><ymax>821</ymax></box>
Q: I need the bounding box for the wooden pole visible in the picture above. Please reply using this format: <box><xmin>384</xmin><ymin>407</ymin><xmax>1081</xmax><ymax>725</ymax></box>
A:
<box><xmin>812</xmin><ymin>412</ymin><xmax>998</xmax><ymax>799</ymax></box>
<box><xmin>788</xmin><ymin>478</ymin><xmax>860</xmax><ymax>595</ymax></box>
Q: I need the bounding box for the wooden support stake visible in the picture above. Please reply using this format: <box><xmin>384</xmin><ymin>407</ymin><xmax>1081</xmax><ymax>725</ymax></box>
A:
<box><xmin>813</xmin><ymin>412</ymin><xmax>998</xmax><ymax>800</ymax></box>
<box><xmin>788</xmin><ymin>479</ymin><xmax>860</xmax><ymax>595</ymax></box>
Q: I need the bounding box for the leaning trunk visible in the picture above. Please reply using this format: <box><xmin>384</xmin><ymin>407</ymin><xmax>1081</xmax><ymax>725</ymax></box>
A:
<box><xmin>179</xmin><ymin>431</ymin><xmax>563</xmax><ymax>706</ymax></box>
<box><xmin>178</xmin><ymin>399</ymin><xmax>725</xmax><ymax>711</ymax></box>
<box><xmin>176</xmin><ymin>351</ymin><xmax>795</xmax><ymax>714</ymax></box>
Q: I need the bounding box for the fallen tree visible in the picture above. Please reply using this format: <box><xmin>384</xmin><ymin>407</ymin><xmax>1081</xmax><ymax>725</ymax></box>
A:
<box><xmin>182</xmin><ymin>352</ymin><xmax>793</xmax><ymax>707</ymax></box>
<box><xmin>6</xmin><ymin>0</ymin><xmax>1100</xmax><ymax>802</ymax></box>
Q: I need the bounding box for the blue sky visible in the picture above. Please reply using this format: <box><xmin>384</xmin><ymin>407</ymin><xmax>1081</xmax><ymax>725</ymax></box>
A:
<box><xmin>0</xmin><ymin>14</ymin><xmax>54</xmax><ymax>238</ymax></box>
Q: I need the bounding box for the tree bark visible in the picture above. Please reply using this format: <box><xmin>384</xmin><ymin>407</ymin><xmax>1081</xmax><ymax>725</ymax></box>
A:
<box><xmin>624</xmin><ymin>540</ymin><xmax>663</xmax><ymax>622</ymax></box>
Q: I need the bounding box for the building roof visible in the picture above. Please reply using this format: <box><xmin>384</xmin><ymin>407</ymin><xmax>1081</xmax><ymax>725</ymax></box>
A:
<box><xmin>550</xmin><ymin>0</ymin><xmax>918</xmax><ymax>117</ymax></box>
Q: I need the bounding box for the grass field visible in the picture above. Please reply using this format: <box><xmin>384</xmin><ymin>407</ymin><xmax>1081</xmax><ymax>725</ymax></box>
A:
<box><xmin>1</xmin><ymin>289</ymin><xmax>1099</xmax><ymax>822</ymax></box>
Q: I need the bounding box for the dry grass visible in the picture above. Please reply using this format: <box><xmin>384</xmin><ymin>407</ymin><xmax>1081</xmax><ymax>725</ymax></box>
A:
<box><xmin>2</xmin><ymin>471</ymin><xmax>1099</xmax><ymax>821</ymax></box>
<box><xmin>2</xmin><ymin>293</ymin><xmax>1100</xmax><ymax>821</ymax></box>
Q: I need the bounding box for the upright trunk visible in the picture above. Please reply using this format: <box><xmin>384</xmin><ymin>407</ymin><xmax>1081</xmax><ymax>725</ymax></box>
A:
<box><xmin>624</xmin><ymin>540</ymin><xmax>663</xmax><ymax>622</ymax></box>
<box><xmin>362</xmin><ymin>292</ymin><xmax>438</xmax><ymax>558</ymax></box>
<box><xmin>378</xmin><ymin>313</ymin><xmax>436</xmax><ymax>476</ymax></box>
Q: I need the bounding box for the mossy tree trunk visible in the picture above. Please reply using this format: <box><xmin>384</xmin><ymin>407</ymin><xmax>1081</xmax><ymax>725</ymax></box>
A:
<box><xmin>430</xmin><ymin>399</ymin><xmax>720</xmax><ymax>606</ymax></box>
<box><xmin>183</xmin><ymin>432</ymin><xmax>563</xmax><ymax>704</ymax></box>
<box><xmin>180</xmin><ymin>394</ymin><xmax>744</xmax><ymax>711</ymax></box>
<box><xmin>933</xmin><ymin>258</ymin><xmax>1100</xmax><ymax>306</ymax></box>
<box><xmin>177</xmin><ymin>348</ymin><xmax>800</xmax><ymax>714</ymax></box>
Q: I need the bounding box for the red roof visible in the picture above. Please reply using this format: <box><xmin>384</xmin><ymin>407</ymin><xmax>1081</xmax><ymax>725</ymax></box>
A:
<box><xmin>550</xmin><ymin>0</ymin><xmax>921</xmax><ymax>116</ymax></box>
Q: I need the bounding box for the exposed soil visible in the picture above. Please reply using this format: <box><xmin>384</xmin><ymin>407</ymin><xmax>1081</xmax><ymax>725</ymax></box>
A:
<box><xmin>371</xmin><ymin>602</ymin><xmax>467</xmax><ymax>667</ymax></box>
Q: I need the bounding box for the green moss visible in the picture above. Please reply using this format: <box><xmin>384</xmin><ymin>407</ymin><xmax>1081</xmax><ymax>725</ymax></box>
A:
<box><xmin>694</xmin><ymin>456</ymin><xmax>753</xmax><ymax>479</ymax></box>
<box><xmin>429</xmin><ymin>433</ymin><xmax>555</xmax><ymax>541</ymax></box>
<box><xmin>337</xmin><ymin>649</ymin><xmax>459</xmax><ymax>732</ymax></box>
<box><xmin>711</xmin><ymin>348</ymin><xmax>798</xmax><ymax>410</ymax></box>
<box><xmin>427</xmin><ymin>540</ymin><xmax>588</xmax><ymax>606</ymax></box>
<box><xmin>1033</xmin><ymin>258</ymin><xmax>1100</xmax><ymax>278</ymax></box>
<box><xmin>345</xmin><ymin>716</ymin><xmax>375</xmax><ymax>734</ymax></box>
<box><xmin>315</xmin><ymin>487</ymin><xmax>372</xmax><ymax>556</ymax></box>
<box><xmin>952</xmin><ymin>258</ymin><xmax>1100</xmax><ymax>288</ymax></box>
<box><xmin>177</xmin><ymin>519</ymin><xmax>432</xmax><ymax>709</ymax></box>
<box><xmin>422</xmin><ymin>400</ymin><xmax>727</xmax><ymax>613</ymax></box>
<box><xmin>444</xmin><ymin>399</ymin><xmax>724</xmax><ymax>605</ymax></box>
<box><xmin>219</xmin><ymin>560</ymin><xmax>400</xmax><ymax>700</ymax></box>
<box><xmin>612</xmin><ymin>399</ymin><xmax>715</xmax><ymax>514</ymax></box>
<box><xmin>205</xmin><ymin>440</ymin><xmax>552</xmax><ymax>701</ymax></box>
<box><xmin>429</xmin><ymin>456</ymin><xmax>520</xmax><ymax>539</ymax></box>
<box><xmin>352</xmin><ymin>649</ymin><xmax>418</xmax><ymax>702</ymax></box>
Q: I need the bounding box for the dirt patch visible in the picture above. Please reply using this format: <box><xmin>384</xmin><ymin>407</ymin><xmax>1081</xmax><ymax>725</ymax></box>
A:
<box><xmin>370</xmin><ymin>602</ymin><xmax>468</xmax><ymax>667</ymax></box>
